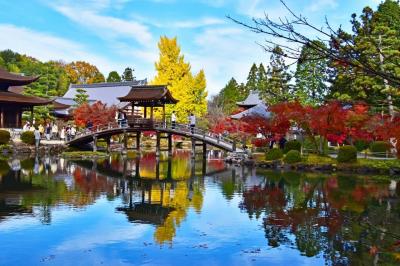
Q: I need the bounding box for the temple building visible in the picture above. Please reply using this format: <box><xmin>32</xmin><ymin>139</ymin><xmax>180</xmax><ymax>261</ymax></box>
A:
<box><xmin>231</xmin><ymin>90</ymin><xmax>271</xmax><ymax>119</ymax></box>
<box><xmin>54</xmin><ymin>79</ymin><xmax>147</xmax><ymax>118</ymax></box>
<box><xmin>118</xmin><ymin>85</ymin><xmax>178</xmax><ymax>127</ymax></box>
<box><xmin>0</xmin><ymin>68</ymin><xmax>52</xmax><ymax>128</ymax></box>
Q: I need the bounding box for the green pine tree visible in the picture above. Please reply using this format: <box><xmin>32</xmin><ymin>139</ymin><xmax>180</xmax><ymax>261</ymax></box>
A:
<box><xmin>295</xmin><ymin>41</ymin><xmax>329</xmax><ymax>106</ymax></box>
<box><xmin>122</xmin><ymin>67</ymin><xmax>135</xmax><ymax>81</ymax></box>
<box><xmin>245</xmin><ymin>63</ymin><xmax>258</xmax><ymax>94</ymax></box>
<box><xmin>264</xmin><ymin>46</ymin><xmax>292</xmax><ymax>104</ymax></box>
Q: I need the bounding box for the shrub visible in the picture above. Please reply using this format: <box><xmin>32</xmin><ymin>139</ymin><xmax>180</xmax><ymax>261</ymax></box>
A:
<box><xmin>370</xmin><ymin>141</ymin><xmax>390</xmax><ymax>157</ymax></box>
<box><xmin>20</xmin><ymin>131</ymin><xmax>35</xmax><ymax>145</ymax></box>
<box><xmin>21</xmin><ymin>158</ymin><xmax>35</xmax><ymax>170</ymax></box>
<box><xmin>303</xmin><ymin>136</ymin><xmax>328</xmax><ymax>154</ymax></box>
<box><xmin>354</xmin><ymin>140</ymin><xmax>369</xmax><ymax>152</ymax></box>
<box><xmin>337</xmin><ymin>146</ymin><xmax>357</xmax><ymax>163</ymax></box>
<box><xmin>265</xmin><ymin>148</ymin><xmax>283</xmax><ymax>161</ymax></box>
<box><xmin>283</xmin><ymin>139</ymin><xmax>301</xmax><ymax>154</ymax></box>
<box><xmin>0</xmin><ymin>130</ymin><xmax>10</xmax><ymax>144</ymax></box>
<box><xmin>283</xmin><ymin>150</ymin><xmax>302</xmax><ymax>164</ymax></box>
<box><xmin>0</xmin><ymin>159</ymin><xmax>10</xmax><ymax>175</ymax></box>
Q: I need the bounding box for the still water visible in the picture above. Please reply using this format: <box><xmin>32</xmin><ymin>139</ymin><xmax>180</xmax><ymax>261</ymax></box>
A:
<box><xmin>0</xmin><ymin>151</ymin><xmax>399</xmax><ymax>265</ymax></box>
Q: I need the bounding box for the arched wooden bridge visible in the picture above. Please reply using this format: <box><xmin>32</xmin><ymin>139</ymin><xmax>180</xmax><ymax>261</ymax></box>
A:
<box><xmin>66</xmin><ymin>121</ymin><xmax>242</xmax><ymax>153</ymax></box>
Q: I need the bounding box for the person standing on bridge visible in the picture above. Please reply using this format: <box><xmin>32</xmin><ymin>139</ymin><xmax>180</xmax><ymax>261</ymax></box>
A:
<box><xmin>171</xmin><ymin>111</ymin><xmax>176</xmax><ymax>129</ymax></box>
<box><xmin>189</xmin><ymin>113</ymin><xmax>196</xmax><ymax>134</ymax></box>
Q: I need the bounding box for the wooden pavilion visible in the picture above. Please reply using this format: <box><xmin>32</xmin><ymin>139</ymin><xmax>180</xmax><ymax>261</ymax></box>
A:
<box><xmin>118</xmin><ymin>85</ymin><xmax>178</xmax><ymax>128</ymax></box>
<box><xmin>0</xmin><ymin>68</ymin><xmax>52</xmax><ymax>128</ymax></box>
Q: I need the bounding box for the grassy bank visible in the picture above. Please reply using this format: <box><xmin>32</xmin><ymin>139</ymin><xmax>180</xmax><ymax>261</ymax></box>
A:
<box><xmin>254</xmin><ymin>153</ymin><xmax>400</xmax><ymax>176</ymax></box>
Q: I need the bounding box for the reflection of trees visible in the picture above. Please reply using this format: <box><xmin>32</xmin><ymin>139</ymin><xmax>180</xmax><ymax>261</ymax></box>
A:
<box><xmin>239</xmin><ymin>171</ymin><xmax>400</xmax><ymax>264</ymax></box>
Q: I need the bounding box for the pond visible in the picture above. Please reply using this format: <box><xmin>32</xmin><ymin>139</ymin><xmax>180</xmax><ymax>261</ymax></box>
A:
<box><xmin>0</xmin><ymin>151</ymin><xmax>399</xmax><ymax>265</ymax></box>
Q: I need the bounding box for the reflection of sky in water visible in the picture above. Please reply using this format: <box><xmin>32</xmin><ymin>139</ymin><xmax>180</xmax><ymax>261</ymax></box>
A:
<box><xmin>0</xmin><ymin>153</ymin><xmax>399</xmax><ymax>265</ymax></box>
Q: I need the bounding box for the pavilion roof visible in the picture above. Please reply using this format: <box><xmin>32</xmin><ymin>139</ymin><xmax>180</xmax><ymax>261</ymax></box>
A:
<box><xmin>231</xmin><ymin>102</ymin><xmax>272</xmax><ymax>120</ymax></box>
<box><xmin>236</xmin><ymin>90</ymin><xmax>263</xmax><ymax>108</ymax></box>
<box><xmin>118</xmin><ymin>85</ymin><xmax>178</xmax><ymax>106</ymax></box>
<box><xmin>0</xmin><ymin>68</ymin><xmax>39</xmax><ymax>89</ymax></box>
<box><xmin>0</xmin><ymin>91</ymin><xmax>53</xmax><ymax>106</ymax></box>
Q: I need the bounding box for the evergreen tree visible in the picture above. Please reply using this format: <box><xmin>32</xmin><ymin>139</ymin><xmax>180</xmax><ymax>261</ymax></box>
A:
<box><xmin>106</xmin><ymin>71</ymin><xmax>121</xmax><ymax>82</ymax></box>
<box><xmin>264</xmin><ymin>46</ymin><xmax>292</xmax><ymax>104</ymax></box>
<box><xmin>245</xmin><ymin>63</ymin><xmax>258</xmax><ymax>93</ymax></box>
<box><xmin>330</xmin><ymin>1</ymin><xmax>400</xmax><ymax>116</ymax></box>
<box><xmin>73</xmin><ymin>88</ymin><xmax>89</xmax><ymax>106</ymax></box>
<box><xmin>217</xmin><ymin>78</ymin><xmax>242</xmax><ymax>114</ymax></box>
<box><xmin>152</xmin><ymin>36</ymin><xmax>207</xmax><ymax>122</ymax></box>
<box><xmin>295</xmin><ymin>41</ymin><xmax>329</xmax><ymax>106</ymax></box>
<box><xmin>121</xmin><ymin>67</ymin><xmax>135</xmax><ymax>81</ymax></box>
<box><xmin>257</xmin><ymin>63</ymin><xmax>268</xmax><ymax>94</ymax></box>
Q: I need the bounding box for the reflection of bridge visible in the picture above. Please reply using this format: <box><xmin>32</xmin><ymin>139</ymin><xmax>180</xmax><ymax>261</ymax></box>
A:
<box><xmin>73</xmin><ymin>156</ymin><xmax>230</xmax><ymax>180</ymax></box>
<box><xmin>66</xmin><ymin>122</ymin><xmax>242</xmax><ymax>154</ymax></box>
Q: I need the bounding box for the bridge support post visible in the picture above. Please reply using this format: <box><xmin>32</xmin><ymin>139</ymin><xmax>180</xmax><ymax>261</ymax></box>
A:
<box><xmin>123</xmin><ymin>130</ymin><xmax>127</xmax><ymax>153</ymax></box>
<box><xmin>202</xmin><ymin>142</ymin><xmax>207</xmax><ymax>158</ymax></box>
<box><xmin>233</xmin><ymin>141</ymin><xmax>236</xmax><ymax>152</ymax></box>
<box><xmin>93</xmin><ymin>135</ymin><xmax>97</xmax><ymax>152</ymax></box>
<box><xmin>106</xmin><ymin>137</ymin><xmax>111</xmax><ymax>153</ymax></box>
<box><xmin>136</xmin><ymin>132</ymin><xmax>141</xmax><ymax>151</ymax></box>
<box><xmin>156</xmin><ymin>132</ymin><xmax>161</xmax><ymax>157</ymax></box>
<box><xmin>168</xmin><ymin>133</ymin><xmax>172</xmax><ymax>156</ymax></box>
<box><xmin>191</xmin><ymin>138</ymin><xmax>196</xmax><ymax>158</ymax></box>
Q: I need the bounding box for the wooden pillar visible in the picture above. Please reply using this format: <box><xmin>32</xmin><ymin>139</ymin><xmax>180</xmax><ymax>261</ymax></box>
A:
<box><xmin>106</xmin><ymin>137</ymin><xmax>111</xmax><ymax>153</ymax></box>
<box><xmin>168</xmin><ymin>133</ymin><xmax>172</xmax><ymax>156</ymax></box>
<box><xmin>156</xmin><ymin>132</ymin><xmax>161</xmax><ymax>157</ymax></box>
<box><xmin>0</xmin><ymin>106</ymin><xmax>3</xmax><ymax>128</ymax></box>
<box><xmin>156</xmin><ymin>156</ymin><xmax>160</xmax><ymax>180</ymax></box>
<box><xmin>233</xmin><ymin>141</ymin><xmax>236</xmax><ymax>152</ymax></box>
<box><xmin>202</xmin><ymin>142</ymin><xmax>207</xmax><ymax>158</ymax></box>
<box><xmin>131</xmin><ymin>102</ymin><xmax>134</xmax><ymax>115</ymax></box>
<box><xmin>144</xmin><ymin>107</ymin><xmax>147</xmax><ymax>118</ymax></box>
<box><xmin>123</xmin><ymin>131</ymin><xmax>127</xmax><ymax>153</ymax></box>
<box><xmin>93</xmin><ymin>135</ymin><xmax>97</xmax><ymax>152</ymax></box>
<box><xmin>162</xmin><ymin>104</ymin><xmax>166</xmax><ymax>127</ymax></box>
<box><xmin>191</xmin><ymin>138</ymin><xmax>196</xmax><ymax>158</ymax></box>
<box><xmin>16</xmin><ymin>111</ymin><xmax>19</xmax><ymax>128</ymax></box>
<box><xmin>136</xmin><ymin>132</ymin><xmax>141</xmax><ymax>151</ymax></box>
<box><xmin>30</xmin><ymin>106</ymin><xmax>34</xmax><ymax>125</ymax></box>
<box><xmin>150</xmin><ymin>106</ymin><xmax>154</xmax><ymax>120</ymax></box>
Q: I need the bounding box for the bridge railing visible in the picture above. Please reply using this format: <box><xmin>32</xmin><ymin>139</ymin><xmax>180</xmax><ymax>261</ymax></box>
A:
<box><xmin>71</xmin><ymin>120</ymin><xmax>238</xmax><ymax>149</ymax></box>
<box><xmin>153</xmin><ymin>121</ymin><xmax>237</xmax><ymax>148</ymax></box>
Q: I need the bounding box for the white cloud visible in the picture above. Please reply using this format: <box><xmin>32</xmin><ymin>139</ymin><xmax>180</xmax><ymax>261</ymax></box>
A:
<box><xmin>51</xmin><ymin>5</ymin><xmax>152</xmax><ymax>47</ymax></box>
<box><xmin>0</xmin><ymin>24</ymin><xmax>122</xmax><ymax>74</ymax></box>
<box><xmin>307</xmin><ymin>0</ymin><xmax>338</xmax><ymax>12</ymax></box>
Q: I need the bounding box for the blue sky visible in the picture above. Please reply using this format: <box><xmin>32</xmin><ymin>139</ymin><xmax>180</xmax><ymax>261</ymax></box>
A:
<box><xmin>0</xmin><ymin>0</ymin><xmax>381</xmax><ymax>96</ymax></box>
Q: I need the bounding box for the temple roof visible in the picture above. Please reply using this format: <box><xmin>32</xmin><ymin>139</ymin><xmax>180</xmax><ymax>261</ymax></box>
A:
<box><xmin>0</xmin><ymin>91</ymin><xmax>53</xmax><ymax>106</ymax></box>
<box><xmin>118</xmin><ymin>85</ymin><xmax>178</xmax><ymax>106</ymax></box>
<box><xmin>0</xmin><ymin>68</ymin><xmax>39</xmax><ymax>89</ymax></box>
<box><xmin>236</xmin><ymin>90</ymin><xmax>263</xmax><ymax>108</ymax></box>
<box><xmin>60</xmin><ymin>79</ymin><xmax>147</xmax><ymax>107</ymax></box>
<box><xmin>231</xmin><ymin>102</ymin><xmax>271</xmax><ymax>120</ymax></box>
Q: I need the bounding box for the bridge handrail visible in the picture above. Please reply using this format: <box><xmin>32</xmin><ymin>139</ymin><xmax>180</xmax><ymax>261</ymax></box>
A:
<box><xmin>71</xmin><ymin>120</ymin><xmax>237</xmax><ymax>149</ymax></box>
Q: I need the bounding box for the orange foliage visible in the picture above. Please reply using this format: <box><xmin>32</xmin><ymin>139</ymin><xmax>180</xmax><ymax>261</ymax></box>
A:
<box><xmin>74</xmin><ymin>101</ymin><xmax>117</xmax><ymax>128</ymax></box>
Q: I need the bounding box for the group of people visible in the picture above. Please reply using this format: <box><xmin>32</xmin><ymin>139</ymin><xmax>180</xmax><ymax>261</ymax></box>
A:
<box><xmin>22</xmin><ymin>121</ymin><xmax>77</xmax><ymax>142</ymax></box>
<box><xmin>170</xmin><ymin>111</ymin><xmax>196</xmax><ymax>133</ymax></box>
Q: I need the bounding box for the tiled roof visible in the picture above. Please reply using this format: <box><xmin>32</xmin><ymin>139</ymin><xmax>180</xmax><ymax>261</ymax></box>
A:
<box><xmin>236</xmin><ymin>90</ymin><xmax>263</xmax><ymax>107</ymax></box>
<box><xmin>0</xmin><ymin>68</ymin><xmax>39</xmax><ymax>89</ymax></box>
<box><xmin>0</xmin><ymin>91</ymin><xmax>53</xmax><ymax>105</ymax></box>
<box><xmin>118</xmin><ymin>85</ymin><xmax>178</xmax><ymax>105</ymax></box>
<box><xmin>62</xmin><ymin>79</ymin><xmax>148</xmax><ymax>106</ymax></box>
<box><xmin>231</xmin><ymin>102</ymin><xmax>271</xmax><ymax>120</ymax></box>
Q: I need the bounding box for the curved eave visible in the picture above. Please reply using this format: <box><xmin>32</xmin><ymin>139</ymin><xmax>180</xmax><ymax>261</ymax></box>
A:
<box><xmin>0</xmin><ymin>76</ymin><xmax>40</xmax><ymax>87</ymax></box>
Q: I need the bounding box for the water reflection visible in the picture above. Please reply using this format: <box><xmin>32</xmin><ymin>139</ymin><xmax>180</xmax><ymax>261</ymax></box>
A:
<box><xmin>0</xmin><ymin>153</ymin><xmax>400</xmax><ymax>265</ymax></box>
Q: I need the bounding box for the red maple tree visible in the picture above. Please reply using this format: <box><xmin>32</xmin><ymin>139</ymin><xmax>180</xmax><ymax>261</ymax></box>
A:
<box><xmin>74</xmin><ymin>101</ymin><xmax>117</xmax><ymax>128</ymax></box>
